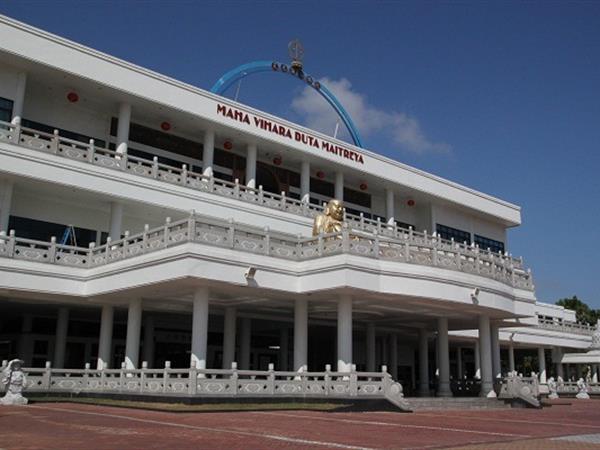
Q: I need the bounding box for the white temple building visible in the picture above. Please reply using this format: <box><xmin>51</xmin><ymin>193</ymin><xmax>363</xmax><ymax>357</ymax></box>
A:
<box><xmin>0</xmin><ymin>14</ymin><xmax>596</xmax><ymax>398</ymax></box>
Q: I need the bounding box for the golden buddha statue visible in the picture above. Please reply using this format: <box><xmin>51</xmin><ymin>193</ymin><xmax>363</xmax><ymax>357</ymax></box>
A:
<box><xmin>312</xmin><ymin>199</ymin><xmax>344</xmax><ymax>236</ymax></box>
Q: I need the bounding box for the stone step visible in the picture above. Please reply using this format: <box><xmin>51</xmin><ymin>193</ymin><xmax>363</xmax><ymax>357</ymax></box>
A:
<box><xmin>405</xmin><ymin>397</ymin><xmax>512</xmax><ymax>410</ymax></box>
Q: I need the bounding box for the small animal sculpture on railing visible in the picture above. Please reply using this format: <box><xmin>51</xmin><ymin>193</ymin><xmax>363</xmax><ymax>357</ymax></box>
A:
<box><xmin>1</xmin><ymin>359</ymin><xmax>28</xmax><ymax>406</ymax></box>
<box><xmin>312</xmin><ymin>199</ymin><xmax>345</xmax><ymax>236</ymax></box>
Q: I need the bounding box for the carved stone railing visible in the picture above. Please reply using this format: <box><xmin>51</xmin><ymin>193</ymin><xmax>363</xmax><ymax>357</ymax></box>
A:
<box><xmin>537</xmin><ymin>317</ymin><xmax>595</xmax><ymax>335</ymax></box>
<box><xmin>556</xmin><ymin>380</ymin><xmax>600</xmax><ymax>395</ymax></box>
<box><xmin>0</xmin><ymin>212</ymin><xmax>534</xmax><ymax>290</ymax></box>
<box><xmin>0</xmin><ymin>120</ymin><xmax>527</xmax><ymax>271</ymax></box>
<box><xmin>498</xmin><ymin>374</ymin><xmax>541</xmax><ymax>407</ymax></box>
<box><xmin>0</xmin><ymin>360</ymin><xmax>411</xmax><ymax>411</ymax></box>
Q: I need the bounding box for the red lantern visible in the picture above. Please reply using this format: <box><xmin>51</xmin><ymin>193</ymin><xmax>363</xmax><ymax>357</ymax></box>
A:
<box><xmin>66</xmin><ymin>92</ymin><xmax>79</xmax><ymax>103</ymax></box>
<box><xmin>316</xmin><ymin>170</ymin><xmax>325</xmax><ymax>179</ymax></box>
<box><xmin>160</xmin><ymin>121</ymin><xmax>171</xmax><ymax>131</ymax></box>
<box><xmin>223</xmin><ymin>140</ymin><xmax>233</xmax><ymax>150</ymax></box>
<box><xmin>407</xmin><ymin>199</ymin><xmax>415</xmax><ymax>207</ymax></box>
<box><xmin>359</xmin><ymin>182</ymin><xmax>368</xmax><ymax>191</ymax></box>
<box><xmin>273</xmin><ymin>155</ymin><xmax>282</xmax><ymax>166</ymax></box>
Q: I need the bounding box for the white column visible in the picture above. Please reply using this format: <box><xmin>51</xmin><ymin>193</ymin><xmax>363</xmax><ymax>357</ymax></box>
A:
<box><xmin>142</xmin><ymin>315</ymin><xmax>155</xmax><ymax>368</ymax></box>
<box><xmin>53</xmin><ymin>307</ymin><xmax>69</xmax><ymax>368</ymax></box>
<box><xmin>301</xmin><ymin>160</ymin><xmax>310</xmax><ymax>203</ymax></box>
<box><xmin>279</xmin><ymin>327</ymin><xmax>289</xmax><ymax>371</ymax></box>
<box><xmin>457</xmin><ymin>346</ymin><xmax>463</xmax><ymax>379</ymax></box>
<box><xmin>246</xmin><ymin>143</ymin><xmax>257</xmax><ymax>189</ymax></box>
<box><xmin>437</xmin><ymin>317</ymin><xmax>451</xmax><ymax>397</ymax></box>
<box><xmin>97</xmin><ymin>305</ymin><xmax>114</xmax><ymax>370</ymax></box>
<box><xmin>109</xmin><ymin>201</ymin><xmax>124</xmax><ymax>241</ymax></box>
<box><xmin>334</xmin><ymin>171</ymin><xmax>344</xmax><ymax>200</ymax></box>
<box><xmin>508</xmin><ymin>345</ymin><xmax>515</xmax><ymax>373</ymax></box>
<box><xmin>385</xmin><ymin>189</ymin><xmax>395</xmax><ymax>225</ymax></box>
<box><xmin>418</xmin><ymin>329</ymin><xmax>430</xmax><ymax>396</ymax></box>
<box><xmin>222</xmin><ymin>307</ymin><xmax>236</xmax><ymax>368</ymax></box>
<box><xmin>0</xmin><ymin>179</ymin><xmax>14</xmax><ymax>233</ymax></box>
<box><xmin>538</xmin><ymin>347</ymin><xmax>547</xmax><ymax>384</ymax></box>
<box><xmin>11</xmin><ymin>72</ymin><xmax>27</xmax><ymax>125</ymax></box>
<box><xmin>202</xmin><ymin>130</ymin><xmax>215</xmax><ymax>177</ymax></box>
<box><xmin>491</xmin><ymin>323</ymin><xmax>502</xmax><ymax>379</ymax></box>
<box><xmin>125</xmin><ymin>298</ymin><xmax>142</xmax><ymax>370</ymax></box>
<box><xmin>240</xmin><ymin>318</ymin><xmax>251</xmax><ymax>369</ymax></box>
<box><xmin>390</xmin><ymin>334</ymin><xmax>398</xmax><ymax>380</ymax></box>
<box><xmin>474</xmin><ymin>341</ymin><xmax>481</xmax><ymax>379</ymax></box>
<box><xmin>116</xmin><ymin>102</ymin><xmax>131</xmax><ymax>155</ymax></box>
<box><xmin>191</xmin><ymin>287</ymin><xmax>209</xmax><ymax>369</ymax></box>
<box><xmin>294</xmin><ymin>299</ymin><xmax>308</xmax><ymax>371</ymax></box>
<box><xmin>337</xmin><ymin>295</ymin><xmax>353</xmax><ymax>372</ymax></box>
<box><xmin>366</xmin><ymin>323</ymin><xmax>376</xmax><ymax>372</ymax></box>
<box><xmin>479</xmin><ymin>315</ymin><xmax>495</xmax><ymax>397</ymax></box>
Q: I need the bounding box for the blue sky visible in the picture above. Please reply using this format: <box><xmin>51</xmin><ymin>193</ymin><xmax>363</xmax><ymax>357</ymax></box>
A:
<box><xmin>2</xmin><ymin>1</ymin><xmax>599</xmax><ymax>307</ymax></box>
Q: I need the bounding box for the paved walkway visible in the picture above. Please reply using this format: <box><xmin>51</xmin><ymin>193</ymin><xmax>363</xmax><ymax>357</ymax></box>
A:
<box><xmin>1</xmin><ymin>400</ymin><xmax>600</xmax><ymax>449</ymax></box>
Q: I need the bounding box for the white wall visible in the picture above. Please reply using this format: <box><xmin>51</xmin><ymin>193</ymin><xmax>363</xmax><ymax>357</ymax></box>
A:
<box><xmin>0</xmin><ymin>62</ymin><xmax>19</xmax><ymax>103</ymax></box>
<box><xmin>433</xmin><ymin>203</ymin><xmax>506</xmax><ymax>243</ymax></box>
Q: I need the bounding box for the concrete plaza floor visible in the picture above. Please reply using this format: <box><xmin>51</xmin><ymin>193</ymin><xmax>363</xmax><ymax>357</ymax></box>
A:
<box><xmin>1</xmin><ymin>399</ymin><xmax>599</xmax><ymax>449</ymax></box>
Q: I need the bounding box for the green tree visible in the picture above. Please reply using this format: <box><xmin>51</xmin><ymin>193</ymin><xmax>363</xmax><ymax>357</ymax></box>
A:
<box><xmin>556</xmin><ymin>296</ymin><xmax>600</xmax><ymax>325</ymax></box>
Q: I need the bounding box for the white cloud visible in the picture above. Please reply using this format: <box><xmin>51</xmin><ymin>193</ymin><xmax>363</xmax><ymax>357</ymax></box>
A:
<box><xmin>291</xmin><ymin>77</ymin><xmax>451</xmax><ymax>155</ymax></box>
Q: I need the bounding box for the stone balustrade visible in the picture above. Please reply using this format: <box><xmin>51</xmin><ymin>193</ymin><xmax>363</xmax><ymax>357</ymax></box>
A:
<box><xmin>0</xmin><ymin>212</ymin><xmax>534</xmax><ymax>290</ymax></box>
<box><xmin>0</xmin><ymin>120</ymin><xmax>527</xmax><ymax>270</ymax></box>
<box><xmin>556</xmin><ymin>380</ymin><xmax>600</xmax><ymax>395</ymax></box>
<box><xmin>537</xmin><ymin>317</ymin><xmax>596</xmax><ymax>335</ymax></box>
<box><xmin>0</xmin><ymin>360</ymin><xmax>411</xmax><ymax>411</ymax></box>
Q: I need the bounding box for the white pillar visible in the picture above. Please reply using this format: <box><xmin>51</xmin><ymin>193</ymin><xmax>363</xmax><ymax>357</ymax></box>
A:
<box><xmin>0</xmin><ymin>179</ymin><xmax>14</xmax><ymax>233</ymax></box>
<box><xmin>116</xmin><ymin>102</ymin><xmax>131</xmax><ymax>155</ymax></box>
<box><xmin>142</xmin><ymin>315</ymin><xmax>155</xmax><ymax>368</ymax></box>
<box><xmin>222</xmin><ymin>307</ymin><xmax>236</xmax><ymax>369</ymax></box>
<box><xmin>301</xmin><ymin>160</ymin><xmax>310</xmax><ymax>203</ymax></box>
<box><xmin>294</xmin><ymin>299</ymin><xmax>308</xmax><ymax>371</ymax></box>
<box><xmin>508</xmin><ymin>345</ymin><xmax>515</xmax><ymax>373</ymax></box>
<box><xmin>457</xmin><ymin>346</ymin><xmax>463</xmax><ymax>379</ymax></box>
<box><xmin>385</xmin><ymin>189</ymin><xmax>395</xmax><ymax>225</ymax></box>
<box><xmin>538</xmin><ymin>347</ymin><xmax>547</xmax><ymax>384</ymax></box>
<box><xmin>202</xmin><ymin>130</ymin><xmax>215</xmax><ymax>177</ymax></box>
<box><xmin>124</xmin><ymin>298</ymin><xmax>142</xmax><ymax>369</ymax></box>
<box><xmin>475</xmin><ymin>341</ymin><xmax>481</xmax><ymax>379</ymax></box>
<box><xmin>418</xmin><ymin>329</ymin><xmax>430</xmax><ymax>396</ymax></box>
<box><xmin>479</xmin><ymin>315</ymin><xmax>495</xmax><ymax>397</ymax></box>
<box><xmin>491</xmin><ymin>323</ymin><xmax>502</xmax><ymax>379</ymax></box>
<box><xmin>437</xmin><ymin>317</ymin><xmax>451</xmax><ymax>397</ymax></box>
<box><xmin>53</xmin><ymin>307</ymin><xmax>69</xmax><ymax>368</ymax></box>
<box><xmin>191</xmin><ymin>287</ymin><xmax>209</xmax><ymax>370</ymax></box>
<box><xmin>109</xmin><ymin>201</ymin><xmax>124</xmax><ymax>241</ymax></box>
<box><xmin>246</xmin><ymin>144</ymin><xmax>257</xmax><ymax>189</ymax></box>
<box><xmin>337</xmin><ymin>295</ymin><xmax>353</xmax><ymax>372</ymax></box>
<box><xmin>279</xmin><ymin>328</ymin><xmax>289</xmax><ymax>371</ymax></box>
<box><xmin>366</xmin><ymin>323</ymin><xmax>376</xmax><ymax>372</ymax></box>
<box><xmin>97</xmin><ymin>305</ymin><xmax>114</xmax><ymax>370</ymax></box>
<box><xmin>240</xmin><ymin>317</ymin><xmax>251</xmax><ymax>369</ymax></box>
<box><xmin>390</xmin><ymin>334</ymin><xmax>398</xmax><ymax>380</ymax></box>
<box><xmin>334</xmin><ymin>171</ymin><xmax>344</xmax><ymax>200</ymax></box>
<box><xmin>11</xmin><ymin>72</ymin><xmax>27</xmax><ymax>125</ymax></box>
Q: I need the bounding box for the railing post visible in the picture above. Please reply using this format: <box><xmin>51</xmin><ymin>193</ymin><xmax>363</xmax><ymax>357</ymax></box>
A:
<box><xmin>51</xmin><ymin>129</ymin><xmax>60</xmax><ymax>154</ymax></box>
<box><xmin>121</xmin><ymin>151</ymin><xmax>128</xmax><ymax>171</ymax></box>
<box><xmin>42</xmin><ymin>361</ymin><xmax>52</xmax><ymax>390</ymax></box>
<box><xmin>188</xmin><ymin>210</ymin><xmax>196</xmax><ymax>241</ymax></box>
<box><xmin>342</xmin><ymin>224</ymin><xmax>350</xmax><ymax>252</ymax></box>
<box><xmin>264</xmin><ymin>226</ymin><xmax>270</xmax><ymax>256</ymax></box>
<box><xmin>181</xmin><ymin>164</ymin><xmax>188</xmax><ymax>186</ymax></box>
<box><xmin>87</xmin><ymin>243</ymin><xmax>95</xmax><ymax>267</ymax></box>
<box><xmin>7</xmin><ymin>230</ymin><xmax>16</xmax><ymax>258</ymax></box>
<box><xmin>163</xmin><ymin>217</ymin><xmax>171</xmax><ymax>248</ymax></box>
<box><xmin>100</xmin><ymin>364</ymin><xmax>106</xmax><ymax>392</ymax></box>
<box><xmin>189</xmin><ymin>360</ymin><xmax>198</xmax><ymax>395</ymax></box>
<box><xmin>475</xmin><ymin>245</ymin><xmax>481</xmax><ymax>274</ymax></box>
<box><xmin>152</xmin><ymin>156</ymin><xmax>159</xmax><ymax>179</ymax></box>
<box><xmin>140</xmin><ymin>361</ymin><xmax>147</xmax><ymax>394</ymax></box>
<box><xmin>230</xmin><ymin>362</ymin><xmax>238</xmax><ymax>395</ymax></box>
<box><xmin>87</xmin><ymin>139</ymin><xmax>95</xmax><ymax>163</ymax></box>
<box><xmin>350</xmin><ymin>364</ymin><xmax>358</xmax><ymax>396</ymax></box>
<box><xmin>455</xmin><ymin>243</ymin><xmax>462</xmax><ymax>269</ymax></box>
<box><xmin>376</xmin><ymin>217</ymin><xmax>382</xmax><ymax>234</ymax></box>
<box><xmin>268</xmin><ymin>363</ymin><xmax>275</xmax><ymax>394</ymax></box>
<box><xmin>280</xmin><ymin>191</ymin><xmax>287</xmax><ymax>210</ymax></box>
<box><xmin>13</xmin><ymin>122</ymin><xmax>21</xmax><ymax>143</ymax></box>
<box><xmin>122</xmin><ymin>231</ymin><xmax>130</xmax><ymax>257</ymax></box>
<box><xmin>432</xmin><ymin>235</ymin><xmax>438</xmax><ymax>266</ymax></box>
<box><xmin>142</xmin><ymin>224</ymin><xmax>149</xmax><ymax>253</ymax></box>
<box><xmin>105</xmin><ymin>237</ymin><xmax>112</xmax><ymax>261</ymax></box>
<box><xmin>318</xmin><ymin>233</ymin><xmax>324</xmax><ymax>256</ymax></box>
<box><xmin>48</xmin><ymin>236</ymin><xmax>57</xmax><ymax>263</ymax></box>
<box><xmin>163</xmin><ymin>361</ymin><xmax>171</xmax><ymax>394</ymax></box>
<box><xmin>119</xmin><ymin>362</ymin><xmax>126</xmax><ymax>393</ymax></box>
<box><xmin>404</xmin><ymin>235</ymin><xmax>410</xmax><ymax>261</ymax></box>
<box><xmin>325</xmin><ymin>364</ymin><xmax>331</xmax><ymax>396</ymax></box>
<box><xmin>373</xmin><ymin>231</ymin><xmax>380</xmax><ymax>257</ymax></box>
<box><xmin>209</xmin><ymin>175</ymin><xmax>215</xmax><ymax>192</ymax></box>
<box><xmin>84</xmin><ymin>363</ymin><xmax>90</xmax><ymax>391</ymax></box>
<box><xmin>258</xmin><ymin>185</ymin><xmax>264</xmax><ymax>204</ymax></box>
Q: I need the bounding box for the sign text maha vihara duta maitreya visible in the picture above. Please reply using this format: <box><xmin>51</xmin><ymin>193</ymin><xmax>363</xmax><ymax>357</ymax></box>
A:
<box><xmin>217</xmin><ymin>104</ymin><xmax>365</xmax><ymax>164</ymax></box>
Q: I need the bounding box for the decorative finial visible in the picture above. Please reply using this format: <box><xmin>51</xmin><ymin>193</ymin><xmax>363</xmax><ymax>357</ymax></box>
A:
<box><xmin>288</xmin><ymin>39</ymin><xmax>304</xmax><ymax>70</ymax></box>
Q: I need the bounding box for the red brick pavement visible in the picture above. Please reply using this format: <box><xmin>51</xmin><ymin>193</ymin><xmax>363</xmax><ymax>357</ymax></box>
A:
<box><xmin>1</xmin><ymin>400</ymin><xmax>599</xmax><ymax>449</ymax></box>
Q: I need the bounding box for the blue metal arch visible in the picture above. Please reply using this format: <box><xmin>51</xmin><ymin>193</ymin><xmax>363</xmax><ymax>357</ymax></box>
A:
<box><xmin>210</xmin><ymin>60</ymin><xmax>364</xmax><ymax>148</ymax></box>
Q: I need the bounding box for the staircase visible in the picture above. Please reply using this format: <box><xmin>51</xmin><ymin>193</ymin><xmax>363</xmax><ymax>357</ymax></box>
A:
<box><xmin>406</xmin><ymin>397</ymin><xmax>511</xmax><ymax>411</ymax></box>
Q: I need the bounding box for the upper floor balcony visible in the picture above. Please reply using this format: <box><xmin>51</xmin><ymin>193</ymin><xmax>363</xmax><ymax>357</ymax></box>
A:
<box><xmin>536</xmin><ymin>317</ymin><xmax>596</xmax><ymax>336</ymax></box>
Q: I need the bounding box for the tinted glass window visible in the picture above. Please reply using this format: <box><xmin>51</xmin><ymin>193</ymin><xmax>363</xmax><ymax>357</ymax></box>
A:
<box><xmin>436</xmin><ymin>224</ymin><xmax>471</xmax><ymax>244</ymax></box>
<box><xmin>22</xmin><ymin>118</ymin><xmax>106</xmax><ymax>148</ymax></box>
<box><xmin>0</xmin><ymin>97</ymin><xmax>13</xmax><ymax>123</ymax></box>
<box><xmin>8</xmin><ymin>216</ymin><xmax>98</xmax><ymax>246</ymax></box>
<box><xmin>474</xmin><ymin>234</ymin><xmax>505</xmax><ymax>254</ymax></box>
